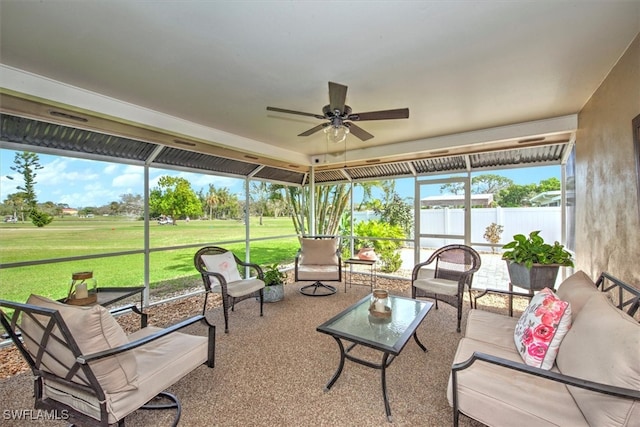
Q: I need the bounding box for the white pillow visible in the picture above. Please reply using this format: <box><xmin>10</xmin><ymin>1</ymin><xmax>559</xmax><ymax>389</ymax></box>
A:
<box><xmin>513</xmin><ymin>287</ymin><xmax>572</xmax><ymax>370</ymax></box>
<box><xmin>201</xmin><ymin>251</ymin><xmax>242</xmax><ymax>284</ymax></box>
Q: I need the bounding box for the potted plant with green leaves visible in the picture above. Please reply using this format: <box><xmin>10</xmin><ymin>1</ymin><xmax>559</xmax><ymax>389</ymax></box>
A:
<box><xmin>263</xmin><ymin>263</ymin><xmax>287</xmax><ymax>302</ymax></box>
<box><xmin>502</xmin><ymin>230</ymin><xmax>574</xmax><ymax>290</ymax></box>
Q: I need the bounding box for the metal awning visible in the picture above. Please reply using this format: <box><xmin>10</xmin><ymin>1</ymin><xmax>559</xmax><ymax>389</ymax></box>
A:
<box><xmin>0</xmin><ymin>113</ymin><xmax>571</xmax><ymax>185</ymax></box>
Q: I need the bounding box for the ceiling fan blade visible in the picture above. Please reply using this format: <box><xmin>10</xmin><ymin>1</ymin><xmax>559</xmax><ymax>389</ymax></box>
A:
<box><xmin>328</xmin><ymin>82</ymin><xmax>348</xmax><ymax>114</ymax></box>
<box><xmin>267</xmin><ymin>106</ymin><xmax>325</xmax><ymax>120</ymax></box>
<box><xmin>298</xmin><ymin>123</ymin><xmax>329</xmax><ymax>137</ymax></box>
<box><xmin>345</xmin><ymin>122</ymin><xmax>374</xmax><ymax>141</ymax></box>
<box><xmin>348</xmin><ymin>108</ymin><xmax>409</xmax><ymax>121</ymax></box>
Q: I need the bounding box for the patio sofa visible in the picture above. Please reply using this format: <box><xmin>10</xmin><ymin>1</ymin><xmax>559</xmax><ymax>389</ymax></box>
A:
<box><xmin>448</xmin><ymin>270</ymin><xmax>640</xmax><ymax>427</ymax></box>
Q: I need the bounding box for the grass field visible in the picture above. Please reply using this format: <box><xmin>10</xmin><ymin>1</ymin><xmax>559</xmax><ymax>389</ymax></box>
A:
<box><xmin>0</xmin><ymin>216</ymin><xmax>300</xmax><ymax>303</ymax></box>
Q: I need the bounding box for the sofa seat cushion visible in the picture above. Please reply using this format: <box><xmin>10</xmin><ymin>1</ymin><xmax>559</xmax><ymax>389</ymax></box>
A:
<box><xmin>448</xmin><ymin>337</ymin><xmax>587</xmax><ymax>427</ymax></box>
<box><xmin>22</xmin><ymin>294</ymin><xmax>138</xmax><ymax>394</ymax></box>
<box><xmin>556</xmin><ymin>270</ymin><xmax>599</xmax><ymax>320</ymax></box>
<box><xmin>513</xmin><ymin>288</ymin><xmax>572</xmax><ymax>370</ymax></box>
<box><xmin>208</xmin><ymin>278</ymin><xmax>265</xmax><ymax>297</ymax></box>
<box><xmin>464</xmin><ymin>309</ymin><xmax>519</xmax><ymax>350</ymax></box>
<box><xmin>297</xmin><ymin>265</ymin><xmax>340</xmax><ymax>281</ymax></box>
<box><xmin>556</xmin><ymin>293</ymin><xmax>640</xmax><ymax>427</ymax></box>
<box><xmin>42</xmin><ymin>326</ymin><xmax>209</xmax><ymax>424</ymax></box>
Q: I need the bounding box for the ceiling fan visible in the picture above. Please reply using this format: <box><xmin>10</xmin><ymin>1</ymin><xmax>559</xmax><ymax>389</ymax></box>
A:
<box><xmin>266</xmin><ymin>81</ymin><xmax>409</xmax><ymax>142</ymax></box>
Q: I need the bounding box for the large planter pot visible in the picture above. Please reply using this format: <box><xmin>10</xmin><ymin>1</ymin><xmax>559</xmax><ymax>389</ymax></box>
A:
<box><xmin>263</xmin><ymin>284</ymin><xmax>284</xmax><ymax>302</ymax></box>
<box><xmin>506</xmin><ymin>261</ymin><xmax>560</xmax><ymax>291</ymax></box>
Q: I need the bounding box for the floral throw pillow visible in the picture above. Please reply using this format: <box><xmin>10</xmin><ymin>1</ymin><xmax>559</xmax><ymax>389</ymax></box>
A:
<box><xmin>513</xmin><ymin>287</ymin><xmax>572</xmax><ymax>370</ymax></box>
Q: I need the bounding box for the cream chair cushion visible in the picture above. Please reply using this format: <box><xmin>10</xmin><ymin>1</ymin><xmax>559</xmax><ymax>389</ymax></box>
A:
<box><xmin>21</xmin><ymin>294</ymin><xmax>139</xmax><ymax>393</ymax></box>
<box><xmin>299</xmin><ymin>238</ymin><xmax>338</xmax><ymax>266</ymax></box>
<box><xmin>413</xmin><ymin>277</ymin><xmax>460</xmax><ymax>296</ymax></box>
<box><xmin>201</xmin><ymin>251</ymin><xmax>243</xmax><ymax>285</ymax></box>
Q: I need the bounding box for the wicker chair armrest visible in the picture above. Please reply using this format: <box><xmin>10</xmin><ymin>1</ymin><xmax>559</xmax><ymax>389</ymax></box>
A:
<box><xmin>235</xmin><ymin>261</ymin><xmax>264</xmax><ymax>280</ymax></box>
<box><xmin>452</xmin><ymin>351</ymin><xmax>640</xmax><ymax>400</ymax></box>
<box><xmin>78</xmin><ymin>315</ymin><xmax>212</xmax><ymax>364</ymax></box>
<box><xmin>411</xmin><ymin>259</ymin><xmax>436</xmax><ymax>280</ymax></box>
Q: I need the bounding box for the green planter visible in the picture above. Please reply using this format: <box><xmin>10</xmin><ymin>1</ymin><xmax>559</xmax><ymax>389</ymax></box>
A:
<box><xmin>263</xmin><ymin>284</ymin><xmax>284</xmax><ymax>302</ymax></box>
<box><xmin>506</xmin><ymin>261</ymin><xmax>560</xmax><ymax>291</ymax></box>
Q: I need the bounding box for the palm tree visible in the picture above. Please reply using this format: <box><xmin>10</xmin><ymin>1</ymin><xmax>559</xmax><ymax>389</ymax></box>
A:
<box><xmin>205</xmin><ymin>184</ymin><xmax>220</xmax><ymax>220</ymax></box>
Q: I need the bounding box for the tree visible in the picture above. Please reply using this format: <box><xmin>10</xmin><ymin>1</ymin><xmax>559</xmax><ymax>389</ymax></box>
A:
<box><xmin>471</xmin><ymin>174</ymin><xmax>513</xmax><ymax>194</ymax></box>
<box><xmin>204</xmin><ymin>185</ymin><xmax>220</xmax><ymax>220</ymax></box>
<box><xmin>149</xmin><ymin>176</ymin><xmax>201</xmax><ymax>223</ymax></box>
<box><xmin>537</xmin><ymin>177</ymin><xmax>561</xmax><ymax>193</ymax></box>
<box><xmin>10</xmin><ymin>151</ymin><xmax>43</xmax><ymax>210</ymax></box>
<box><xmin>119</xmin><ymin>193</ymin><xmax>143</xmax><ymax>217</ymax></box>
<box><xmin>4</xmin><ymin>193</ymin><xmax>26</xmax><ymax>222</ymax></box>
<box><xmin>495</xmin><ymin>184</ymin><xmax>538</xmax><ymax>207</ymax></box>
<box><xmin>250</xmin><ymin>181</ymin><xmax>269</xmax><ymax>225</ymax></box>
<box><xmin>440</xmin><ymin>174</ymin><xmax>513</xmax><ymax>195</ymax></box>
<box><xmin>373</xmin><ymin>192</ymin><xmax>413</xmax><ymax>236</ymax></box>
<box><xmin>282</xmin><ymin>184</ymin><xmax>351</xmax><ymax>235</ymax></box>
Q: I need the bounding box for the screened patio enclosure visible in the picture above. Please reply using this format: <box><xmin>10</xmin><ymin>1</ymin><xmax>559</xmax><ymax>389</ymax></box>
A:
<box><xmin>0</xmin><ymin>110</ymin><xmax>574</xmax><ymax>307</ymax></box>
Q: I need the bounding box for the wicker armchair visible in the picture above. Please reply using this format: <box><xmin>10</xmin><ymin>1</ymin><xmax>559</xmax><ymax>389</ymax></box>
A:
<box><xmin>194</xmin><ymin>246</ymin><xmax>265</xmax><ymax>333</ymax></box>
<box><xmin>412</xmin><ymin>244</ymin><xmax>481</xmax><ymax>332</ymax></box>
<box><xmin>0</xmin><ymin>295</ymin><xmax>215</xmax><ymax>427</ymax></box>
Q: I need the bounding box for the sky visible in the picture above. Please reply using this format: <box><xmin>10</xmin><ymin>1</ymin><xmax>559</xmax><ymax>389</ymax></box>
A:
<box><xmin>0</xmin><ymin>148</ymin><xmax>560</xmax><ymax>208</ymax></box>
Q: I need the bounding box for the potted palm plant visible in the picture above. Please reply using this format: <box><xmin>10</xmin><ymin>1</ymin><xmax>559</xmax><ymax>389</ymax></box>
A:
<box><xmin>263</xmin><ymin>263</ymin><xmax>287</xmax><ymax>302</ymax></box>
<box><xmin>502</xmin><ymin>230</ymin><xmax>574</xmax><ymax>290</ymax></box>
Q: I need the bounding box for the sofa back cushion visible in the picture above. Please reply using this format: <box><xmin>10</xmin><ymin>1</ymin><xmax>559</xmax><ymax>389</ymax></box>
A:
<box><xmin>21</xmin><ymin>294</ymin><xmax>139</xmax><ymax>393</ymax></box>
<box><xmin>556</xmin><ymin>270</ymin><xmax>600</xmax><ymax>320</ymax></box>
<box><xmin>513</xmin><ymin>287</ymin><xmax>572</xmax><ymax>370</ymax></box>
<box><xmin>556</xmin><ymin>292</ymin><xmax>640</xmax><ymax>427</ymax></box>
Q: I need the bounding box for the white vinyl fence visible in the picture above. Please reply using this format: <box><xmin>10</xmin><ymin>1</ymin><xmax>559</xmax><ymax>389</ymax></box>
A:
<box><xmin>355</xmin><ymin>207</ymin><xmax>562</xmax><ymax>252</ymax></box>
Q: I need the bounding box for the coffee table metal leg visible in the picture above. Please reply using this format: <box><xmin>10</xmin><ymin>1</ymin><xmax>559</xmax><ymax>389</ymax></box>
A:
<box><xmin>413</xmin><ymin>332</ymin><xmax>427</xmax><ymax>352</ymax></box>
<box><xmin>381</xmin><ymin>352</ymin><xmax>393</xmax><ymax>422</ymax></box>
<box><xmin>324</xmin><ymin>337</ymin><xmax>346</xmax><ymax>392</ymax></box>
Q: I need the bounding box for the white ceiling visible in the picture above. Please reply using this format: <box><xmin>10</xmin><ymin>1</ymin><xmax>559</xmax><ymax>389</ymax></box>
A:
<box><xmin>1</xmin><ymin>1</ymin><xmax>639</xmax><ymax>167</ymax></box>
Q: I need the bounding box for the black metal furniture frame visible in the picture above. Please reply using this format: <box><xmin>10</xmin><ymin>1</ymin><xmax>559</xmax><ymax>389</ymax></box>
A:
<box><xmin>452</xmin><ymin>272</ymin><xmax>640</xmax><ymax>426</ymax></box>
<box><xmin>317</xmin><ymin>294</ymin><xmax>433</xmax><ymax>422</ymax></box>
<box><xmin>59</xmin><ymin>286</ymin><xmax>148</xmax><ymax>328</ymax></box>
<box><xmin>0</xmin><ymin>299</ymin><xmax>215</xmax><ymax>427</ymax></box>
<box><xmin>343</xmin><ymin>258</ymin><xmax>377</xmax><ymax>292</ymax></box>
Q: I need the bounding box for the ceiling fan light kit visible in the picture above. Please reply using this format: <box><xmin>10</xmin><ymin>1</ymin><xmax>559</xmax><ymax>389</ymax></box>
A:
<box><xmin>266</xmin><ymin>82</ymin><xmax>409</xmax><ymax>144</ymax></box>
<box><xmin>325</xmin><ymin>124</ymin><xmax>349</xmax><ymax>144</ymax></box>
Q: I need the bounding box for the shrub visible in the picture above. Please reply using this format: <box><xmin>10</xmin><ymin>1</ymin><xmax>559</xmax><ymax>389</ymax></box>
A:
<box><xmin>29</xmin><ymin>209</ymin><xmax>53</xmax><ymax>227</ymax></box>
<box><xmin>483</xmin><ymin>222</ymin><xmax>504</xmax><ymax>253</ymax></box>
<box><xmin>353</xmin><ymin>220</ymin><xmax>405</xmax><ymax>273</ymax></box>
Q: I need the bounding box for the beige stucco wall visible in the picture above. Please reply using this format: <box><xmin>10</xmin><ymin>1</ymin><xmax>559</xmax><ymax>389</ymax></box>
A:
<box><xmin>576</xmin><ymin>32</ymin><xmax>640</xmax><ymax>285</ymax></box>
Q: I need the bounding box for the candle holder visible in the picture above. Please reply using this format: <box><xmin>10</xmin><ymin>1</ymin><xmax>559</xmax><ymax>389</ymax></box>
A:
<box><xmin>369</xmin><ymin>289</ymin><xmax>391</xmax><ymax>319</ymax></box>
<box><xmin>66</xmin><ymin>271</ymin><xmax>97</xmax><ymax>305</ymax></box>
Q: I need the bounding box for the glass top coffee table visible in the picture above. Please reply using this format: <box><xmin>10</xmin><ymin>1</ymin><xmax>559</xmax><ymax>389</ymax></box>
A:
<box><xmin>317</xmin><ymin>294</ymin><xmax>433</xmax><ymax>422</ymax></box>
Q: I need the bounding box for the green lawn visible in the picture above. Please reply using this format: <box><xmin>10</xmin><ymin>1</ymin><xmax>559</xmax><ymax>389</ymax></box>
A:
<box><xmin>0</xmin><ymin>216</ymin><xmax>299</xmax><ymax>303</ymax></box>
